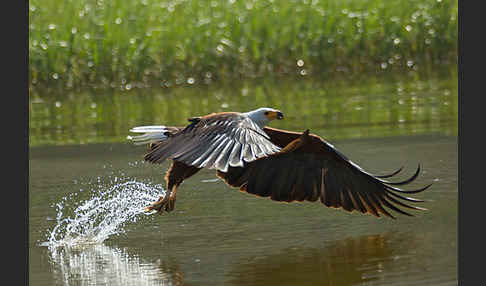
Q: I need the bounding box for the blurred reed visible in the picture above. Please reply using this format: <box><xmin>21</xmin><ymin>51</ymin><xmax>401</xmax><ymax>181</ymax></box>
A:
<box><xmin>29</xmin><ymin>0</ymin><xmax>457</xmax><ymax>90</ymax></box>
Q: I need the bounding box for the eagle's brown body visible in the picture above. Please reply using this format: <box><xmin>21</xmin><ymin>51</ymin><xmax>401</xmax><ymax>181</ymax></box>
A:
<box><xmin>129</xmin><ymin>108</ymin><xmax>430</xmax><ymax>219</ymax></box>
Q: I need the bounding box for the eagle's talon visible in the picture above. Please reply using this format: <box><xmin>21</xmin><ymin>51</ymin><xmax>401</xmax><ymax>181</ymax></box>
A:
<box><xmin>145</xmin><ymin>195</ymin><xmax>169</xmax><ymax>215</ymax></box>
<box><xmin>145</xmin><ymin>194</ymin><xmax>176</xmax><ymax>215</ymax></box>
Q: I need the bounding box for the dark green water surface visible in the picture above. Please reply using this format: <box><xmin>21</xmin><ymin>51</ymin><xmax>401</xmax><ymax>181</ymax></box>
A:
<box><xmin>29</xmin><ymin>73</ymin><xmax>457</xmax><ymax>285</ymax></box>
<box><xmin>30</xmin><ymin>72</ymin><xmax>457</xmax><ymax>146</ymax></box>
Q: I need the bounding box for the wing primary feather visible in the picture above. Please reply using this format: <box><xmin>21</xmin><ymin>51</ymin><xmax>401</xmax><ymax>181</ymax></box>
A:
<box><xmin>385</xmin><ymin>183</ymin><xmax>433</xmax><ymax>194</ymax></box>
<box><xmin>302</xmin><ymin>167</ymin><xmax>321</xmax><ymax>201</ymax></box>
<box><xmin>246</xmin><ymin>163</ymin><xmax>266</xmax><ymax>196</ymax></box>
<box><xmin>346</xmin><ymin>188</ymin><xmax>367</xmax><ymax>213</ymax></box>
<box><xmin>367</xmin><ymin>192</ymin><xmax>394</xmax><ymax>218</ymax></box>
<box><xmin>339</xmin><ymin>188</ymin><xmax>354</xmax><ymax>212</ymax></box>
<box><xmin>377</xmin><ymin>164</ymin><xmax>421</xmax><ymax>186</ymax></box>
<box><xmin>384</xmin><ymin>193</ymin><xmax>428</xmax><ymax>211</ymax></box>
<box><xmin>319</xmin><ymin>168</ymin><xmax>327</xmax><ymax>205</ymax></box>
<box><xmin>379</xmin><ymin>196</ymin><xmax>414</xmax><ymax>217</ymax></box>
<box><xmin>356</xmin><ymin>192</ymin><xmax>380</xmax><ymax>217</ymax></box>
<box><xmin>374</xmin><ymin>166</ymin><xmax>404</xmax><ymax>178</ymax></box>
<box><xmin>253</xmin><ymin>165</ymin><xmax>278</xmax><ymax>197</ymax></box>
<box><xmin>270</xmin><ymin>160</ymin><xmax>295</xmax><ymax>201</ymax></box>
<box><xmin>292</xmin><ymin>167</ymin><xmax>309</xmax><ymax>201</ymax></box>
<box><xmin>308</xmin><ymin>176</ymin><xmax>320</xmax><ymax>202</ymax></box>
<box><xmin>385</xmin><ymin>189</ymin><xmax>425</xmax><ymax>203</ymax></box>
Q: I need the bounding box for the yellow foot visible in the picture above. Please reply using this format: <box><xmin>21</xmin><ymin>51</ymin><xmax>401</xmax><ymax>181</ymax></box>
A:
<box><xmin>145</xmin><ymin>195</ymin><xmax>176</xmax><ymax>215</ymax></box>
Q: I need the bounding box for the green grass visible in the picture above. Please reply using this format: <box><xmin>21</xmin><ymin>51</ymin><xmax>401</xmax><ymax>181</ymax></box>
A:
<box><xmin>29</xmin><ymin>0</ymin><xmax>457</xmax><ymax>90</ymax></box>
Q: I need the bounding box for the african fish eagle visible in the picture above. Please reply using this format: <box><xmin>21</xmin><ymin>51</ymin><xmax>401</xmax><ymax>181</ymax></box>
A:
<box><xmin>128</xmin><ymin>107</ymin><xmax>431</xmax><ymax>219</ymax></box>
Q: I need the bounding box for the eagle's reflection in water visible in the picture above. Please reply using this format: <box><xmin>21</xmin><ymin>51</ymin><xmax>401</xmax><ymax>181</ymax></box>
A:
<box><xmin>228</xmin><ymin>232</ymin><xmax>419</xmax><ymax>286</ymax></box>
<box><xmin>48</xmin><ymin>244</ymin><xmax>184</xmax><ymax>286</ymax></box>
<box><xmin>46</xmin><ymin>232</ymin><xmax>417</xmax><ymax>286</ymax></box>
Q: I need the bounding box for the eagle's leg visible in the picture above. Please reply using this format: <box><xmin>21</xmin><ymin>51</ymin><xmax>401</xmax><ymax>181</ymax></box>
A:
<box><xmin>145</xmin><ymin>160</ymin><xmax>201</xmax><ymax>215</ymax></box>
<box><xmin>164</xmin><ymin>186</ymin><xmax>178</xmax><ymax>212</ymax></box>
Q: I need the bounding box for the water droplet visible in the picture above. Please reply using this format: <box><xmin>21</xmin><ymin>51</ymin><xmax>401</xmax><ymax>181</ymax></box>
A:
<box><xmin>300</xmin><ymin>69</ymin><xmax>307</xmax><ymax>76</ymax></box>
<box><xmin>125</xmin><ymin>84</ymin><xmax>132</xmax><ymax>90</ymax></box>
<box><xmin>55</xmin><ymin>101</ymin><xmax>61</xmax><ymax>108</ymax></box>
<box><xmin>84</xmin><ymin>33</ymin><xmax>90</xmax><ymax>40</ymax></box>
<box><xmin>59</xmin><ymin>41</ymin><xmax>68</xmax><ymax>47</ymax></box>
<box><xmin>216</xmin><ymin>44</ymin><xmax>224</xmax><ymax>53</ymax></box>
<box><xmin>187</xmin><ymin>77</ymin><xmax>195</xmax><ymax>84</ymax></box>
<box><xmin>220</xmin><ymin>38</ymin><xmax>232</xmax><ymax>47</ymax></box>
<box><xmin>393</xmin><ymin>38</ymin><xmax>401</xmax><ymax>45</ymax></box>
<box><xmin>48</xmin><ymin>24</ymin><xmax>56</xmax><ymax>30</ymax></box>
<box><xmin>115</xmin><ymin>18</ymin><xmax>122</xmax><ymax>24</ymax></box>
<box><xmin>241</xmin><ymin>88</ymin><xmax>249</xmax><ymax>96</ymax></box>
<box><xmin>297</xmin><ymin>59</ymin><xmax>304</xmax><ymax>67</ymax></box>
<box><xmin>129</xmin><ymin>38</ymin><xmax>136</xmax><ymax>44</ymax></box>
<box><xmin>71</xmin><ymin>27</ymin><xmax>77</xmax><ymax>34</ymax></box>
<box><xmin>407</xmin><ymin>60</ymin><xmax>414</xmax><ymax>67</ymax></box>
<box><xmin>221</xmin><ymin>103</ymin><xmax>229</xmax><ymax>108</ymax></box>
<box><xmin>381</xmin><ymin>62</ymin><xmax>388</xmax><ymax>69</ymax></box>
<box><xmin>52</xmin><ymin>73</ymin><xmax>59</xmax><ymax>80</ymax></box>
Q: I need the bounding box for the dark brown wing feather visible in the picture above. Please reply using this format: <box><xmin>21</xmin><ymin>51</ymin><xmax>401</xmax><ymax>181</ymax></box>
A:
<box><xmin>218</xmin><ymin>129</ymin><xmax>431</xmax><ymax>219</ymax></box>
<box><xmin>144</xmin><ymin>112</ymin><xmax>281</xmax><ymax>172</ymax></box>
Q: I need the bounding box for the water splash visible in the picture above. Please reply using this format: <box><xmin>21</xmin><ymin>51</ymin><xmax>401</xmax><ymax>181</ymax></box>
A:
<box><xmin>43</xmin><ymin>178</ymin><xmax>164</xmax><ymax>249</ymax></box>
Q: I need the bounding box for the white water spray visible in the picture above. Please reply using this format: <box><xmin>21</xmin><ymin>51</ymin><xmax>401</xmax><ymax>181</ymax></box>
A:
<box><xmin>43</xmin><ymin>177</ymin><xmax>164</xmax><ymax>249</ymax></box>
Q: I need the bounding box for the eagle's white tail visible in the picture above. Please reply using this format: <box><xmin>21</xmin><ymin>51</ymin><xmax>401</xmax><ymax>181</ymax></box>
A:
<box><xmin>127</xmin><ymin>126</ymin><xmax>169</xmax><ymax>145</ymax></box>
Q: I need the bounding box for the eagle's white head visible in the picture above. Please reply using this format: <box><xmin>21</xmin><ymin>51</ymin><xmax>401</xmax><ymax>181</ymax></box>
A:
<box><xmin>244</xmin><ymin>107</ymin><xmax>284</xmax><ymax>128</ymax></box>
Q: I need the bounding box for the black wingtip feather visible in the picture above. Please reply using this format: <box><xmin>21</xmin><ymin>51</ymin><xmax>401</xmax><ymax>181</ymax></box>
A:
<box><xmin>374</xmin><ymin>166</ymin><xmax>404</xmax><ymax>178</ymax></box>
<box><xmin>381</xmin><ymin>164</ymin><xmax>421</xmax><ymax>186</ymax></box>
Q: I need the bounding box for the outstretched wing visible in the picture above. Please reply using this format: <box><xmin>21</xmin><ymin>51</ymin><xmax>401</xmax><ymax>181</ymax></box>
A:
<box><xmin>144</xmin><ymin>112</ymin><xmax>281</xmax><ymax>172</ymax></box>
<box><xmin>217</xmin><ymin>130</ymin><xmax>431</xmax><ymax>219</ymax></box>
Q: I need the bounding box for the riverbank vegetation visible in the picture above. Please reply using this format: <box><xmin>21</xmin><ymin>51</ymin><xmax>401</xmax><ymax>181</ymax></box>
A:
<box><xmin>29</xmin><ymin>0</ymin><xmax>457</xmax><ymax>91</ymax></box>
